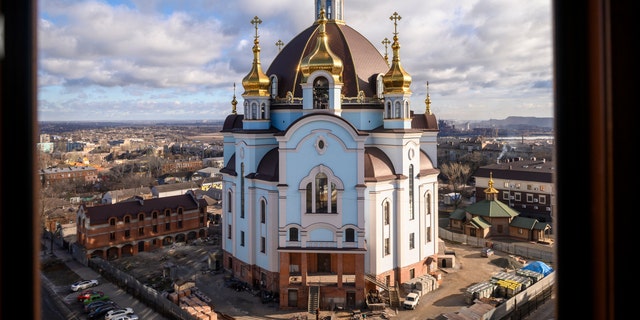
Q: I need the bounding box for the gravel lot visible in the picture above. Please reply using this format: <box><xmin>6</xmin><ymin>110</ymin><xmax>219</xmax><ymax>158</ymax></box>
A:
<box><xmin>108</xmin><ymin>238</ymin><xmax>533</xmax><ymax>320</ymax></box>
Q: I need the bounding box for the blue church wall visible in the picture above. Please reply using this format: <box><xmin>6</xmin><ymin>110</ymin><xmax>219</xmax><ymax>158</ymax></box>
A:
<box><xmin>271</xmin><ymin>109</ymin><xmax>304</xmax><ymax>131</ymax></box>
<box><xmin>340</xmin><ymin>109</ymin><xmax>384</xmax><ymax>131</ymax></box>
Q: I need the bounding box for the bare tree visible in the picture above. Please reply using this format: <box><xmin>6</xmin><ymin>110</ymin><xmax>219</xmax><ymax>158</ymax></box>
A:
<box><xmin>439</xmin><ymin>162</ymin><xmax>472</xmax><ymax>208</ymax></box>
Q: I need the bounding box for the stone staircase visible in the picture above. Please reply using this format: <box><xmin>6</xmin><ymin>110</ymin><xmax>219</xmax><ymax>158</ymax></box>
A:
<box><xmin>364</xmin><ymin>274</ymin><xmax>401</xmax><ymax>308</ymax></box>
<box><xmin>308</xmin><ymin>286</ymin><xmax>320</xmax><ymax>314</ymax></box>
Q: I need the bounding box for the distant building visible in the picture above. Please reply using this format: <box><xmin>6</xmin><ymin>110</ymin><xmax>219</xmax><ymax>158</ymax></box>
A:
<box><xmin>449</xmin><ymin>174</ymin><xmax>551</xmax><ymax>242</ymax></box>
<box><xmin>473</xmin><ymin>158</ymin><xmax>555</xmax><ymax>223</ymax></box>
<box><xmin>76</xmin><ymin>190</ymin><xmax>209</xmax><ymax>260</ymax></box>
<box><xmin>39</xmin><ymin>166</ymin><xmax>99</xmax><ymax>187</ymax></box>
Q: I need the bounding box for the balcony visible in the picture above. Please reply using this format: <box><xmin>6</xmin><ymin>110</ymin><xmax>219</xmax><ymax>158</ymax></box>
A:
<box><xmin>288</xmin><ymin>273</ymin><xmax>356</xmax><ymax>286</ymax></box>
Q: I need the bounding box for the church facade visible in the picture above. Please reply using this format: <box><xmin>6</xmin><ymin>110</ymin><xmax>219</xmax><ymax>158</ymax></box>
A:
<box><xmin>219</xmin><ymin>0</ymin><xmax>441</xmax><ymax>310</ymax></box>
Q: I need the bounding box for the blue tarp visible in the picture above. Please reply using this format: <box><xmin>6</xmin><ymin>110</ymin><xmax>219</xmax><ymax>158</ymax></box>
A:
<box><xmin>521</xmin><ymin>261</ymin><xmax>554</xmax><ymax>276</ymax></box>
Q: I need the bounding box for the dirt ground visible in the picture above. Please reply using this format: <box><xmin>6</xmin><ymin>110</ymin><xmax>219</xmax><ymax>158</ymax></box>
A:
<box><xmin>109</xmin><ymin>238</ymin><xmax>533</xmax><ymax>320</ymax></box>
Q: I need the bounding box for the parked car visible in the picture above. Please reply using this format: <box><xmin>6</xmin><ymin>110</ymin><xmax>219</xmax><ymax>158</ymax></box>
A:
<box><xmin>481</xmin><ymin>247</ymin><xmax>494</xmax><ymax>257</ymax></box>
<box><xmin>84</xmin><ymin>300</ymin><xmax>116</xmax><ymax>313</ymax></box>
<box><xmin>70</xmin><ymin>279</ymin><xmax>99</xmax><ymax>292</ymax></box>
<box><xmin>87</xmin><ymin>305</ymin><xmax>117</xmax><ymax>320</ymax></box>
<box><xmin>77</xmin><ymin>290</ymin><xmax>103</xmax><ymax>302</ymax></box>
<box><xmin>110</xmin><ymin>314</ymin><xmax>139</xmax><ymax>320</ymax></box>
<box><xmin>83</xmin><ymin>293</ymin><xmax>110</xmax><ymax>304</ymax></box>
<box><xmin>104</xmin><ymin>307</ymin><xmax>134</xmax><ymax>320</ymax></box>
<box><xmin>403</xmin><ymin>291</ymin><xmax>420</xmax><ymax>310</ymax></box>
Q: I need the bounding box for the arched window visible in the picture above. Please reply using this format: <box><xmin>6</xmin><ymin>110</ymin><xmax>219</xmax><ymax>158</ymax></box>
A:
<box><xmin>269</xmin><ymin>75</ymin><xmax>278</xmax><ymax>99</ymax></box>
<box><xmin>384</xmin><ymin>201</ymin><xmax>390</xmax><ymax>225</ymax></box>
<box><xmin>301</xmin><ymin>166</ymin><xmax>343</xmax><ymax>214</ymax></box>
<box><xmin>124</xmin><ymin>216</ymin><xmax>130</xmax><ymax>224</ymax></box>
<box><xmin>345</xmin><ymin>228</ymin><xmax>355</xmax><ymax>242</ymax></box>
<box><xmin>409</xmin><ymin>164</ymin><xmax>415</xmax><ymax>220</ymax></box>
<box><xmin>138</xmin><ymin>213</ymin><xmax>144</xmax><ymax>221</ymax></box>
<box><xmin>306</xmin><ymin>183</ymin><xmax>313</xmax><ymax>212</ymax></box>
<box><xmin>394</xmin><ymin>101</ymin><xmax>402</xmax><ymax>118</ymax></box>
<box><xmin>165</xmin><ymin>209</ymin><xmax>171</xmax><ymax>217</ymax></box>
<box><xmin>152</xmin><ymin>212</ymin><xmax>158</xmax><ymax>219</ymax></box>
<box><xmin>227</xmin><ymin>190</ymin><xmax>232</xmax><ymax>213</ymax></box>
<box><xmin>289</xmin><ymin>227</ymin><xmax>299</xmax><ymax>242</ymax></box>
<box><xmin>251</xmin><ymin>103</ymin><xmax>258</xmax><ymax>119</ymax></box>
<box><xmin>315</xmin><ymin>172</ymin><xmax>328</xmax><ymax>213</ymax></box>
<box><xmin>313</xmin><ymin>76</ymin><xmax>329</xmax><ymax>109</ymax></box>
<box><xmin>260</xmin><ymin>199</ymin><xmax>266</xmax><ymax>224</ymax></box>
<box><xmin>109</xmin><ymin>218</ymin><xmax>116</xmax><ymax>226</ymax></box>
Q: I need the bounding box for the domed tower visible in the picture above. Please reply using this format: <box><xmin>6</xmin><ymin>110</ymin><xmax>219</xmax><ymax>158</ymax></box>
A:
<box><xmin>265</xmin><ymin>0</ymin><xmax>390</xmax><ymax>131</ymax></box>
<box><xmin>382</xmin><ymin>12</ymin><xmax>413</xmax><ymax>129</ymax></box>
<box><xmin>241</xmin><ymin>16</ymin><xmax>271</xmax><ymax>131</ymax></box>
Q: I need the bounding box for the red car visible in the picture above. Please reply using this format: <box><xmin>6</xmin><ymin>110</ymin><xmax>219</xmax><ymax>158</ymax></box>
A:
<box><xmin>77</xmin><ymin>290</ymin><xmax>104</xmax><ymax>302</ymax></box>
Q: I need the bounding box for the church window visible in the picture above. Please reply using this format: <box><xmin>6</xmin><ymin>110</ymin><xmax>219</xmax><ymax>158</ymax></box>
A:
<box><xmin>270</xmin><ymin>75</ymin><xmax>278</xmax><ymax>99</ymax></box>
<box><xmin>394</xmin><ymin>101</ymin><xmax>401</xmax><ymax>118</ymax></box>
<box><xmin>260</xmin><ymin>199</ymin><xmax>266</xmax><ymax>224</ymax></box>
<box><xmin>306</xmin><ymin>183</ymin><xmax>313</xmax><ymax>213</ymax></box>
<box><xmin>316</xmin><ymin>173</ymin><xmax>328</xmax><ymax>212</ymax></box>
<box><xmin>384</xmin><ymin>201</ymin><xmax>390</xmax><ymax>225</ymax></box>
<box><xmin>345</xmin><ymin>228</ymin><xmax>355</xmax><ymax>242</ymax></box>
<box><xmin>301</xmin><ymin>167</ymin><xmax>342</xmax><ymax>214</ymax></box>
<box><xmin>251</xmin><ymin>103</ymin><xmax>258</xmax><ymax>119</ymax></box>
<box><xmin>409</xmin><ymin>233</ymin><xmax>415</xmax><ymax>249</ymax></box>
<box><xmin>409</xmin><ymin>164</ymin><xmax>415</xmax><ymax>220</ymax></box>
<box><xmin>313</xmin><ymin>76</ymin><xmax>329</xmax><ymax>109</ymax></box>
<box><xmin>289</xmin><ymin>227</ymin><xmax>299</xmax><ymax>241</ymax></box>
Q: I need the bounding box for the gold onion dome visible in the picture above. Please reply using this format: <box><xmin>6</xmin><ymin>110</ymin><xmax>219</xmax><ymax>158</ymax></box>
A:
<box><xmin>242</xmin><ymin>16</ymin><xmax>270</xmax><ymax>97</ymax></box>
<box><xmin>299</xmin><ymin>8</ymin><xmax>343</xmax><ymax>83</ymax></box>
<box><xmin>382</xmin><ymin>12</ymin><xmax>411</xmax><ymax>94</ymax></box>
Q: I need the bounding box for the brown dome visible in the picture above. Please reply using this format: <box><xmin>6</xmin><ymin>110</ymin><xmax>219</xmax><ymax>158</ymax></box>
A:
<box><xmin>266</xmin><ymin>22</ymin><xmax>389</xmax><ymax>100</ymax></box>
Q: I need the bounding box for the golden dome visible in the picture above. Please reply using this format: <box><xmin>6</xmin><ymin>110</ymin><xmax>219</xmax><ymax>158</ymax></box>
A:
<box><xmin>382</xmin><ymin>12</ymin><xmax>411</xmax><ymax>94</ymax></box>
<box><xmin>242</xmin><ymin>16</ymin><xmax>270</xmax><ymax>97</ymax></box>
<box><xmin>299</xmin><ymin>8</ymin><xmax>343</xmax><ymax>83</ymax></box>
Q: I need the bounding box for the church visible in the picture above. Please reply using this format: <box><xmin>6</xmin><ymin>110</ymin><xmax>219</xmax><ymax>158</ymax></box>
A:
<box><xmin>219</xmin><ymin>0</ymin><xmax>441</xmax><ymax>311</ymax></box>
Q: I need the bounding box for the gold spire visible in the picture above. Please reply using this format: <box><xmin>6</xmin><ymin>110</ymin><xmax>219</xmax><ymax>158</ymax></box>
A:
<box><xmin>424</xmin><ymin>81</ymin><xmax>432</xmax><ymax>114</ymax></box>
<box><xmin>299</xmin><ymin>8</ymin><xmax>343</xmax><ymax>83</ymax></box>
<box><xmin>231</xmin><ymin>83</ymin><xmax>238</xmax><ymax>114</ymax></box>
<box><xmin>241</xmin><ymin>16</ymin><xmax>270</xmax><ymax>97</ymax></box>
<box><xmin>382</xmin><ymin>37</ymin><xmax>391</xmax><ymax>66</ymax></box>
<box><xmin>484</xmin><ymin>172</ymin><xmax>499</xmax><ymax>196</ymax></box>
<box><xmin>382</xmin><ymin>12</ymin><xmax>412</xmax><ymax>94</ymax></box>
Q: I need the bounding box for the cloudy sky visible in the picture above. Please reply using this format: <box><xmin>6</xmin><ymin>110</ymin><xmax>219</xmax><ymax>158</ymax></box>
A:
<box><xmin>37</xmin><ymin>0</ymin><xmax>553</xmax><ymax>122</ymax></box>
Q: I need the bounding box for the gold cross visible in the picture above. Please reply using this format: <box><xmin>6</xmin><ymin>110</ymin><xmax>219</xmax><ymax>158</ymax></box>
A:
<box><xmin>251</xmin><ymin>16</ymin><xmax>262</xmax><ymax>40</ymax></box>
<box><xmin>389</xmin><ymin>12</ymin><xmax>401</xmax><ymax>37</ymax></box>
<box><xmin>276</xmin><ymin>40</ymin><xmax>284</xmax><ymax>52</ymax></box>
<box><xmin>382</xmin><ymin>37</ymin><xmax>390</xmax><ymax>54</ymax></box>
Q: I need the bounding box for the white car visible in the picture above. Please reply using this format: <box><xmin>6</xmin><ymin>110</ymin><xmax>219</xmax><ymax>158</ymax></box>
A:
<box><xmin>403</xmin><ymin>292</ymin><xmax>420</xmax><ymax>310</ymax></box>
<box><xmin>104</xmin><ymin>308</ymin><xmax>134</xmax><ymax>320</ymax></box>
<box><xmin>110</xmin><ymin>314</ymin><xmax>139</xmax><ymax>320</ymax></box>
<box><xmin>70</xmin><ymin>279</ymin><xmax>99</xmax><ymax>292</ymax></box>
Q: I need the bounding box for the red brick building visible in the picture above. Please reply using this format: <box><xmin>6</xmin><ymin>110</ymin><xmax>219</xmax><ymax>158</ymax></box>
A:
<box><xmin>76</xmin><ymin>190</ymin><xmax>208</xmax><ymax>260</ymax></box>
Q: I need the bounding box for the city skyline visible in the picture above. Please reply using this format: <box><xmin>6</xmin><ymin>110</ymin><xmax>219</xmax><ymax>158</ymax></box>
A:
<box><xmin>38</xmin><ymin>0</ymin><xmax>553</xmax><ymax>122</ymax></box>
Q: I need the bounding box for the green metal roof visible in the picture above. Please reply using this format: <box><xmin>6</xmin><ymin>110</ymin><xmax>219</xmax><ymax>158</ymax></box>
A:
<box><xmin>464</xmin><ymin>199</ymin><xmax>520</xmax><ymax>218</ymax></box>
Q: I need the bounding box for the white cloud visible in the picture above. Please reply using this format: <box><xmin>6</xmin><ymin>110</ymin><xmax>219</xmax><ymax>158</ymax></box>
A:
<box><xmin>38</xmin><ymin>0</ymin><xmax>553</xmax><ymax>121</ymax></box>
